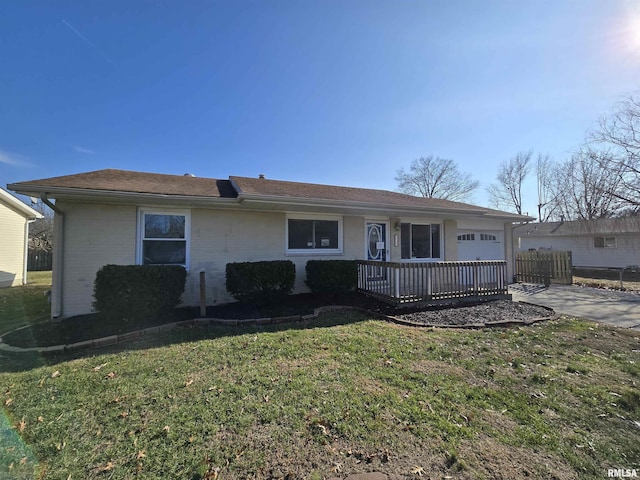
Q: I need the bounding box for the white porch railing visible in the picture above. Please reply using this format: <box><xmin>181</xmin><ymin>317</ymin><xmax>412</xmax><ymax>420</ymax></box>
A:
<box><xmin>357</xmin><ymin>260</ymin><xmax>509</xmax><ymax>306</ymax></box>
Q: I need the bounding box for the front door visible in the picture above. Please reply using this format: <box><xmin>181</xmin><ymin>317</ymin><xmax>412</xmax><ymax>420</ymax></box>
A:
<box><xmin>366</xmin><ymin>222</ymin><xmax>388</xmax><ymax>261</ymax></box>
<box><xmin>366</xmin><ymin>222</ymin><xmax>389</xmax><ymax>281</ymax></box>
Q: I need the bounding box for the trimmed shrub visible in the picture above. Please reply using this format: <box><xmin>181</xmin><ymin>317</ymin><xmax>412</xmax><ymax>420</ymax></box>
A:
<box><xmin>93</xmin><ymin>264</ymin><xmax>187</xmax><ymax>321</ymax></box>
<box><xmin>226</xmin><ymin>260</ymin><xmax>295</xmax><ymax>305</ymax></box>
<box><xmin>305</xmin><ymin>260</ymin><xmax>358</xmax><ymax>294</ymax></box>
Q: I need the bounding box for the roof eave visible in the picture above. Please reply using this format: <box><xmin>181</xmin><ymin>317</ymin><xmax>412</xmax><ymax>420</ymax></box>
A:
<box><xmin>238</xmin><ymin>193</ymin><xmax>527</xmax><ymax>219</ymax></box>
<box><xmin>0</xmin><ymin>188</ymin><xmax>43</xmax><ymax>219</ymax></box>
<box><xmin>7</xmin><ymin>184</ymin><xmax>239</xmax><ymax>207</ymax></box>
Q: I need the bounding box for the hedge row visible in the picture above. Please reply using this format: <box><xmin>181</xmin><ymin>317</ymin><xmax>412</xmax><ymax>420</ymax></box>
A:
<box><xmin>93</xmin><ymin>264</ymin><xmax>187</xmax><ymax>321</ymax></box>
<box><xmin>226</xmin><ymin>259</ymin><xmax>358</xmax><ymax>304</ymax></box>
<box><xmin>225</xmin><ymin>260</ymin><xmax>296</xmax><ymax>305</ymax></box>
<box><xmin>92</xmin><ymin>260</ymin><xmax>358</xmax><ymax>321</ymax></box>
<box><xmin>305</xmin><ymin>260</ymin><xmax>358</xmax><ymax>293</ymax></box>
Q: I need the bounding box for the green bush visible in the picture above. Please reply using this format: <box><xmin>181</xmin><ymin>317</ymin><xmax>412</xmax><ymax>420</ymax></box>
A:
<box><xmin>225</xmin><ymin>260</ymin><xmax>295</xmax><ymax>305</ymax></box>
<box><xmin>93</xmin><ymin>265</ymin><xmax>187</xmax><ymax>321</ymax></box>
<box><xmin>305</xmin><ymin>260</ymin><xmax>358</xmax><ymax>293</ymax></box>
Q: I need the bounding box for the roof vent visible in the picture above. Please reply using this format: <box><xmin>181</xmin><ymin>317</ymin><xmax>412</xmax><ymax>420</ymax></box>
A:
<box><xmin>184</xmin><ymin>173</ymin><xmax>195</xmax><ymax>177</ymax></box>
<box><xmin>258</xmin><ymin>174</ymin><xmax>265</xmax><ymax>179</ymax></box>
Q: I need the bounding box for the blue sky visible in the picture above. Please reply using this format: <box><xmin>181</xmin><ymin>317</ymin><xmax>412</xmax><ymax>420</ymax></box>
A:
<box><xmin>2</xmin><ymin>0</ymin><xmax>639</xmax><ymax>216</ymax></box>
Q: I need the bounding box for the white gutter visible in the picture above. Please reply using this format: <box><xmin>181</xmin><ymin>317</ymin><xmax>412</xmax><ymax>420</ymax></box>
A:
<box><xmin>10</xmin><ymin>182</ymin><xmax>533</xmax><ymax>222</ymax></box>
<box><xmin>238</xmin><ymin>194</ymin><xmax>487</xmax><ymax>216</ymax></box>
<box><xmin>7</xmin><ymin>185</ymin><xmax>240</xmax><ymax>205</ymax></box>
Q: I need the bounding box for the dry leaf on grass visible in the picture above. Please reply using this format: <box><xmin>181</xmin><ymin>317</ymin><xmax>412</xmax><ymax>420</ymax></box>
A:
<box><xmin>410</xmin><ymin>465</ymin><xmax>425</xmax><ymax>476</ymax></box>
<box><xmin>15</xmin><ymin>418</ymin><xmax>26</xmax><ymax>432</ymax></box>
<box><xmin>51</xmin><ymin>370</ymin><xmax>61</xmax><ymax>378</ymax></box>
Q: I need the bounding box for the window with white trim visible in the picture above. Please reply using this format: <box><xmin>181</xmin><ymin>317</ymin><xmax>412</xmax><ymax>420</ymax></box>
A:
<box><xmin>286</xmin><ymin>216</ymin><xmax>342</xmax><ymax>254</ymax></box>
<box><xmin>480</xmin><ymin>234</ymin><xmax>497</xmax><ymax>241</ymax></box>
<box><xmin>594</xmin><ymin>236</ymin><xmax>617</xmax><ymax>248</ymax></box>
<box><xmin>401</xmin><ymin>223</ymin><xmax>441</xmax><ymax>259</ymax></box>
<box><xmin>138</xmin><ymin>209</ymin><xmax>190</xmax><ymax>266</ymax></box>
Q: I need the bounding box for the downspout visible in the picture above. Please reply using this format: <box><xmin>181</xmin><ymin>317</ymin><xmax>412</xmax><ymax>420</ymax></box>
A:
<box><xmin>40</xmin><ymin>193</ymin><xmax>63</xmax><ymax>319</ymax></box>
<box><xmin>22</xmin><ymin>218</ymin><xmax>37</xmax><ymax>285</ymax></box>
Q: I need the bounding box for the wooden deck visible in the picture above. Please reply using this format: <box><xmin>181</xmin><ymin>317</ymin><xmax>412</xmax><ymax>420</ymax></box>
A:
<box><xmin>357</xmin><ymin>260</ymin><xmax>510</xmax><ymax>306</ymax></box>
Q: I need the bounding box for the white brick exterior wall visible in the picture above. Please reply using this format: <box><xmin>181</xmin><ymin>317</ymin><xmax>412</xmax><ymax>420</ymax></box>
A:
<box><xmin>57</xmin><ymin>201</ymin><xmax>137</xmax><ymax>317</ymax></box>
<box><xmin>186</xmin><ymin>209</ymin><xmax>364</xmax><ymax>306</ymax></box>
<box><xmin>55</xmin><ymin>200</ymin><xmax>518</xmax><ymax>317</ymax></box>
<box><xmin>56</xmin><ymin>203</ymin><xmax>369</xmax><ymax>317</ymax></box>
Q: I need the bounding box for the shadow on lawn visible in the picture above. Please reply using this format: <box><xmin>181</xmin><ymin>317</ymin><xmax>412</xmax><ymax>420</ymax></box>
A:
<box><xmin>2</xmin><ymin>292</ymin><xmax>393</xmax><ymax>347</ymax></box>
<box><xmin>0</xmin><ymin>308</ymin><xmax>371</xmax><ymax>373</ymax></box>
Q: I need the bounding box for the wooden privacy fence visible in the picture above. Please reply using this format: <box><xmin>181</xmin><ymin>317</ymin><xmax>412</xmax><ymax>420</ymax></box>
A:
<box><xmin>357</xmin><ymin>260</ymin><xmax>509</xmax><ymax>306</ymax></box>
<box><xmin>515</xmin><ymin>250</ymin><xmax>572</xmax><ymax>286</ymax></box>
<box><xmin>28</xmin><ymin>249</ymin><xmax>52</xmax><ymax>271</ymax></box>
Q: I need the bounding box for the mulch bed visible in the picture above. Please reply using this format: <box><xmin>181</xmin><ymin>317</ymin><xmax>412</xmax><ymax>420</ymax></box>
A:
<box><xmin>3</xmin><ymin>292</ymin><xmax>554</xmax><ymax>348</ymax></box>
<box><xmin>391</xmin><ymin>299</ymin><xmax>553</xmax><ymax>326</ymax></box>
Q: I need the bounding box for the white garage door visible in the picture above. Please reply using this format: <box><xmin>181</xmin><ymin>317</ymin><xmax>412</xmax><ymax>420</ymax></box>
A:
<box><xmin>457</xmin><ymin>230</ymin><xmax>504</xmax><ymax>261</ymax></box>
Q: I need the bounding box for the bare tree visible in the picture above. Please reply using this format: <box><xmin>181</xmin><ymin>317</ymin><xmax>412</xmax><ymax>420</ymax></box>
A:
<box><xmin>536</xmin><ymin>153</ymin><xmax>560</xmax><ymax>222</ymax></box>
<box><xmin>395</xmin><ymin>156</ymin><xmax>479</xmax><ymax>202</ymax></box>
<box><xmin>29</xmin><ymin>202</ymin><xmax>54</xmax><ymax>252</ymax></box>
<box><xmin>589</xmin><ymin>93</ymin><xmax>640</xmax><ymax>207</ymax></box>
<box><xmin>554</xmin><ymin>149</ymin><xmax>626</xmax><ymax>220</ymax></box>
<box><xmin>487</xmin><ymin>150</ymin><xmax>532</xmax><ymax>215</ymax></box>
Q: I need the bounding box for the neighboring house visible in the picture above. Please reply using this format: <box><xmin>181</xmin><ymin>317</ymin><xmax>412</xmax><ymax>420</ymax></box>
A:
<box><xmin>9</xmin><ymin>169</ymin><xmax>531</xmax><ymax>319</ymax></box>
<box><xmin>515</xmin><ymin>218</ymin><xmax>640</xmax><ymax>269</ymax></box>
<box><xmin>0</xmin><ymin>187</ymin><xmax>43</xmax><ymax>287</ymax></box>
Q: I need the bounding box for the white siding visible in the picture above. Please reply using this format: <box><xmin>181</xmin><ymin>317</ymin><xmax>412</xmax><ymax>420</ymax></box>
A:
<box><xmin>519</xmin><ymin>234</ymin><xmax>640</xmax><ymax>268</ymax></box>
<box><xmin>0</xmin><ymin>202</ymin><xmax>28</xmax><ymax>287</ymax></box>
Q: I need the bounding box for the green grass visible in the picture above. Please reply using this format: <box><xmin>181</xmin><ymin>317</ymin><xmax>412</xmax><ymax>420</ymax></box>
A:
<box><xmin>1</xmin><ymin>313</ymin><xmax>639</xmax><ymax>479</ymax></box>
<box><xmin>0</xmin><ymin>271</ymin><xmax>51</xmax><ymax>336</ymax></box>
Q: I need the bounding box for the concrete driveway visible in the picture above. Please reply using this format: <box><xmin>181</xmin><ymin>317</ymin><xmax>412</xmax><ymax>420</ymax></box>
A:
<box><xmin>509</xmin><ymin>283</ymin><xmax>640</xmax><ymax>330</ymax></box>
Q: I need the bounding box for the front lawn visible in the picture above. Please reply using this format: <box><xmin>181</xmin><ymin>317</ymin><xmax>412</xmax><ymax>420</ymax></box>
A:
<box><xmin>1</xmin><ymin>313</ymin><xmax>638</xmax><ymax>479</ymax></box>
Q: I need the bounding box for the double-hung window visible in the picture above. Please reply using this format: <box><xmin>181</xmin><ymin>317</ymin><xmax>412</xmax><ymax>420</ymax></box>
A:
<box><xmin>138</xmin><ymin>209</ymin><xmax>190</xmax><ymax>266</ymax></box>
<box><xmin>286</xmin><ymin>215</ymin><xmax>342</xmax><ymax>254</ymax></box>
<box><xmin>401</xmin><ymin>222</ymin><xmax>441</xmax><ymax>260</ymax></box>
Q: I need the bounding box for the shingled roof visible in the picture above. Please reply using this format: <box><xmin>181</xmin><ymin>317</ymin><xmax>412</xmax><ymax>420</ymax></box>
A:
<box><xmin>9</xmin><ymin>169</ymin><xmax>237</xmax><ymax>198</ymax></box>
<box><xmin>9</xmin><ymin>169</ymin><xmax>531</xmax><ymax>220</ymax></box>
<box><xmin>230</xmin><ymin>176</ymin><xmax>490</xmax><ymax>212</ymax></box>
